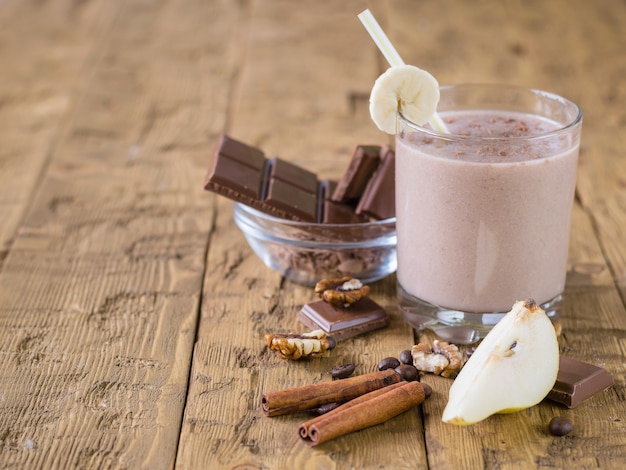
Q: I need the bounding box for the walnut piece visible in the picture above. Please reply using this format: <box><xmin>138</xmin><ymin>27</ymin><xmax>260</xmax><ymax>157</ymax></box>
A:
<box><xmin>265</xmin><ymin>330</ymin><xmax>335</xmax><ymax>360</ymax></box>
<box><xmin>411</xmin><ymin>340</ymin><xmax>462</xmax><ymax>378</ymax></box>
<box><xmin>314</xmin><ymin>276</ymin><xmax>370</xmax><ymax>307</ymax></box>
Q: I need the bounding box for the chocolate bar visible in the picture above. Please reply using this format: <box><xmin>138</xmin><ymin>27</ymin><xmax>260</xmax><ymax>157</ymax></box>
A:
<box><xmin>204</xmin><ymin>135</ymin><xmax>320</xmax><ymax>222</ymax></box>
<box><xmin>331</xmin><ymin>145</ymin><xmax>381</xmax><ymax>202</ymax></box>
<box><xmin>547</xmin><ymin>356</ymin><xmax>614</xmax><ymax>408</ymax></box>
<box><xmin>204</xmin><ymin>135</ymin><xmax>396</xmax><ymax>223</ymax></box>
<box><xmin>356</xmin><ymin>146</ymin><xmax>395</xmax><ymax>220</ymax></box>
<box><xmin>298</xmin><ymin>297</ymin><xmax>389</xmax><ymax>341</ymax></box>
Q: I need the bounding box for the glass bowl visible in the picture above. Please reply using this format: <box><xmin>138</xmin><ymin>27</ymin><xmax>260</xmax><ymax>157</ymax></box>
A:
<box><xmin>233</xmin><ymin>203</ymin><xmax>397</xmax><ymax>286</ymax></box>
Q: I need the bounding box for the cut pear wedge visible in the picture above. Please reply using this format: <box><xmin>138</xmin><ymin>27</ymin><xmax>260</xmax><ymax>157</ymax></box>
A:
<box><xmin>442</xmin><ymin>299</ymin><xmax>559</xmax><ymax>425</ymax></box>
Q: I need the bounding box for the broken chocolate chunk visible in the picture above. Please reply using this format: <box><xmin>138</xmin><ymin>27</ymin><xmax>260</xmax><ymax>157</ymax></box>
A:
<box><xmin>331</xmin><ymin>145</ymin><xmax>381</xmax><ymax>203</ymax></box>
<box><xmin>356</xmin><ymin>146</ymin><xmax>395</xmax><ymax>220</ymax></box>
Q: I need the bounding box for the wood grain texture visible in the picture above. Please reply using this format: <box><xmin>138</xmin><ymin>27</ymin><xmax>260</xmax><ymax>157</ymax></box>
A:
<box><xmin>0</xmin><ymin>0</ymin><xmax>118</xmax><ymax>266</ymax></box>
<box><xmin>0</xmin><ymin>0</ymin><xmax>625</xmax><ymax>469</ymax></box>
<box><xmin>177</xmin><ymin>3</ymin><xmax>421</xmax><ymax>466</ymax></box>
<box><xmin>385</xmin><ymin>0</ymin><xmax>626</xmax><ymax>467</ymax></box>
<box><xmin>0</xmin><ymin>0</ymin><xmax>219</xmax><ymax>468</ymax></box>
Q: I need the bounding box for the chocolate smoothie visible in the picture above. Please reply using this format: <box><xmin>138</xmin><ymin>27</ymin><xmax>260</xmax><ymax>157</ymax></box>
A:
<box><xmin>396</xmin><ymin>109</ymin><xmax>580</xmax><ymax>315</ymax></box>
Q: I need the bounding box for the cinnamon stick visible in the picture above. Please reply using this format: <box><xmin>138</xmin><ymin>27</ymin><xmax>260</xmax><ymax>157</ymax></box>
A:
<box><xmin>298</xmin><ymin>381</ymin><xmax>406</xmax><ymax>440</ymax></box>
<box><xmin>299</xmin><ymin>381</ymin><xmax>427</xmax><ymax>446</ymax></box>
<box><xmin>261</xmin><ymin>369</ymin><xmax>400</xmax><ymax>417</ymax></box>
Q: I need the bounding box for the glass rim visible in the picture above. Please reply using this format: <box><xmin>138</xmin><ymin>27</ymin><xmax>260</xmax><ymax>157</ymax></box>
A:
<box><xmin>399</xmin><ymin>83</ymin><xmax>583</xmax><ymax>143</ymax></box>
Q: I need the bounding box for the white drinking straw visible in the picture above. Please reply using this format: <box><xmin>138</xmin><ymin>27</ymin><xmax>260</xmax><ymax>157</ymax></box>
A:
<box><xmin>358</xmin><ymin>9</ymin><xmax>450</xmax><ymax>134</ymax></box>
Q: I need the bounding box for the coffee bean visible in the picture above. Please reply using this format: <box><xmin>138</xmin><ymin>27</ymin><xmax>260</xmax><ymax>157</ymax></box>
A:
<box><xmin>549</xmin><ymin>416</ymin><xmax>573</xmax><ymax>436</ymax></box>
<box><xmin>395</xmin><ymin>364</ymin><xmax>419</xmax><ymax>381</ymax></box>
<box><xmin>422</xmin><ymin>383</ymin><xmax>432</xmax><ymax>398</ymax></box>
<box><xmin>399</xmin><ymin>349</ymin><xmax>413</xmax><ymax>365</ymax></box>
<box><xmin>314</xmin><ymin>402</ymin><xmax>340</xmax><ymax>415</ymax></box>
<box><xmin>330</xmin><ymin>363</ymin><xmax>356</xmax><ymax>379</ymax></box>
<box><xmin>378</xmin><ymin>356</ymin><xmax>401</xmax><ymax>371</ymax></box>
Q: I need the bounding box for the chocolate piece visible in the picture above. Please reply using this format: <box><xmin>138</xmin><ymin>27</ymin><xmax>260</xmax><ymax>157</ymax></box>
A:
<box><xmin>217</xmin><ymin>134</ymin><xmax>266</xmax><ymax>169</ymax></box>
<box><xmin>547</xmin><ymin>356</ymin><xmax>613</xmax><ymax>408</ymax></box>
<box><xmin>356</xmin><ymin>146</ymin><xmax>395</xmax><ymax>220</ymax></box>
<box><xmin>204</xmin><ymin>135</ymin><xmax>396</xmax><ymax>223</ymax></box>
<box><xmin>269</xmin><ymin>157</ymin><xmax>319</xmax><ymax>193</ymax></box>
<box><xmin>204</xmin><ymin>135</ymin><xmax>319</xmax><ymax>222</ymax></box>
<box><xmin>323</xmin><ymin>201</ymin><xmax>369</xmax><ymax>224</ymax></box>
<box><xmin>204</xmin><ymin>135</ymin><xmax>266</xmax><ymax>203</ymax></box>
<box><xmin>331</xmin><ymin>145</ymin><xmax>381</xmax><ymax>202</ymax></box>
<box><xmin>320</xmin><ymin>180</ymin><xmax>368</xmax><ymax>224</ymax></box>
<box><xmin>265</xmin><ymin>175</ymin><xmax>318</xmax><ymax>222</ymax></box>
<box><xmin>298</xmin><ymin>297</ymin><xmax>389</xmax><ymax>341</ymax></box>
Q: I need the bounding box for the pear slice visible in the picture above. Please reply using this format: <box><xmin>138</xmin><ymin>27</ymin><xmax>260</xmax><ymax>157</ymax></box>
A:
<box><xmin>442</xmin><ymin>299</ymin><xmax>559</xmax><ymax>425</ymax></box>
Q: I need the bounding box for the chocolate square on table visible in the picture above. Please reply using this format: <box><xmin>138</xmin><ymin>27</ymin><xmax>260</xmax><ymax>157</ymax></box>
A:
<box><xmin>298</xmin><ymin>297</ymin><xmax>389</xmax><ymax>341</ymax></box>
<box><xmin>547</xmin><ymin>356</ymin><xmax>614</xmax><ymax>408</ymax></box>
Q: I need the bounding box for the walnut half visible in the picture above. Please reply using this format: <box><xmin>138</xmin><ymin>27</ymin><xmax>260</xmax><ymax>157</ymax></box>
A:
<box><xmin>411</xmin><ymin>340</ymin><xmax>462</xmax><ymax>378</ymax></box>
<box><xmin>314</xmin><ymin>276</ymin><xmax>370</xmax><ymax>307</ymax></box>
<box><xmin>265</xmin><ymin>330</ymin><xmax>335</xmax><ymax>360</ymax></box>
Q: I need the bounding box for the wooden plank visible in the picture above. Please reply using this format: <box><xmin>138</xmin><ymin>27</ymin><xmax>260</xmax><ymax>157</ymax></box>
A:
<box><xmin>385</xmin><ymin>0</ymin><xmax>626</xmax><ymax>467</ymax></box>
<box><xmin>0</xmin><ymin>0</ymin><xmax>118</xmax><ymax>266</ymax></box>
<box><xmin>177</xmin><ymin>0</ymin><xmax>424</xmax><ymax>468</ymax></box>
<box><xmin>0</xmin><ymin>0</ymin><xmax>225</xmax><ymax>467</ymax></box>
<box><xmin>228</xmin><ymin>0</ymin><xmax>390</xmax><ymax>176</ymax></box>
<box><xmin>419</xmin><ymin>204</ymin><xmax>626</xmax><ymax>469</ymax></box>
<box><xmin>1</xmin><ymin>0</ymin><xmax>623</xmax><ymax>468</ymax></box>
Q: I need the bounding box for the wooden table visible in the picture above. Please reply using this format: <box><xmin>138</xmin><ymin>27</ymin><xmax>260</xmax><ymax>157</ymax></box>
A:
<box><xmin>1</xmin><ymin>0</ymin><xmax>625</xmax><ymax>468</ymax></box>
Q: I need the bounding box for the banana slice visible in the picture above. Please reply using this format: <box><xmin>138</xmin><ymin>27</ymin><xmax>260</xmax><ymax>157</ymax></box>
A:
<box><xmin>369</xmin><ymin>64</ymin><xmax>440</xmax><ymax>135</ymax></box>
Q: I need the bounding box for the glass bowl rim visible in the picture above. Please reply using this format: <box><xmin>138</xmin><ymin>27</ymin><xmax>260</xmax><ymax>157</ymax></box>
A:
<box><xmin>233</xmin><ymin>202</ymin><xmax>396</xmax><ymax>229</ymax></box>
<box><xmin>233</xmin><ymin>203</ymin><xmax>397</xmax><ymax>250</ymax></box>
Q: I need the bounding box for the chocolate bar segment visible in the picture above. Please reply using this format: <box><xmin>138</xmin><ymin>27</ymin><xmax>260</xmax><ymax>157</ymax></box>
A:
<box><xmin>547</xmin><ymin>356</ymin><xmax>614</xmax><ymax>408</ymax></box>
<box><xmin>265</xmin><ymin>176</ymin><xmax>318</xmax><ymax>222</ymax></box>
<box><xmin>269</xmin><ymin>157</ymin><xmax>318</xmax><ymax>193</ymax></box>
<box><xmin>320</xmin><ymin>180</ymin><xmax>369</xmax><ymax>224</ymax></box>
<box><xmin>298</xmin><ymin>297</ymin><xmax>389</xmax><ymax>341</ymax></box>
<box><xmin>217</xmin><ymin>134</ymin><xmax>266</xmax><ymax>169</ymax></box>
<box><xmin>265</xmin><ymin>158</ymin><xmax>319</xmax><ymax>222</ymax></box>
<box><xmin>356</xmin><ymin>146</ymin><xmax>395</xmax><ymax>220</ymax></box>
<box><xmin>204</xmin><ymin>137</ymin><xmax>266</xmax><ymax>203</ymax></box>
<box><xmin>331</xmin><ymin>145</ymin><xmax>381</xmax><ymax>203</ymax></box>
<box><xmin>204</xmin><ymin>135</ymin><xmax>320</xmax><ymax>221</ymax></box>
